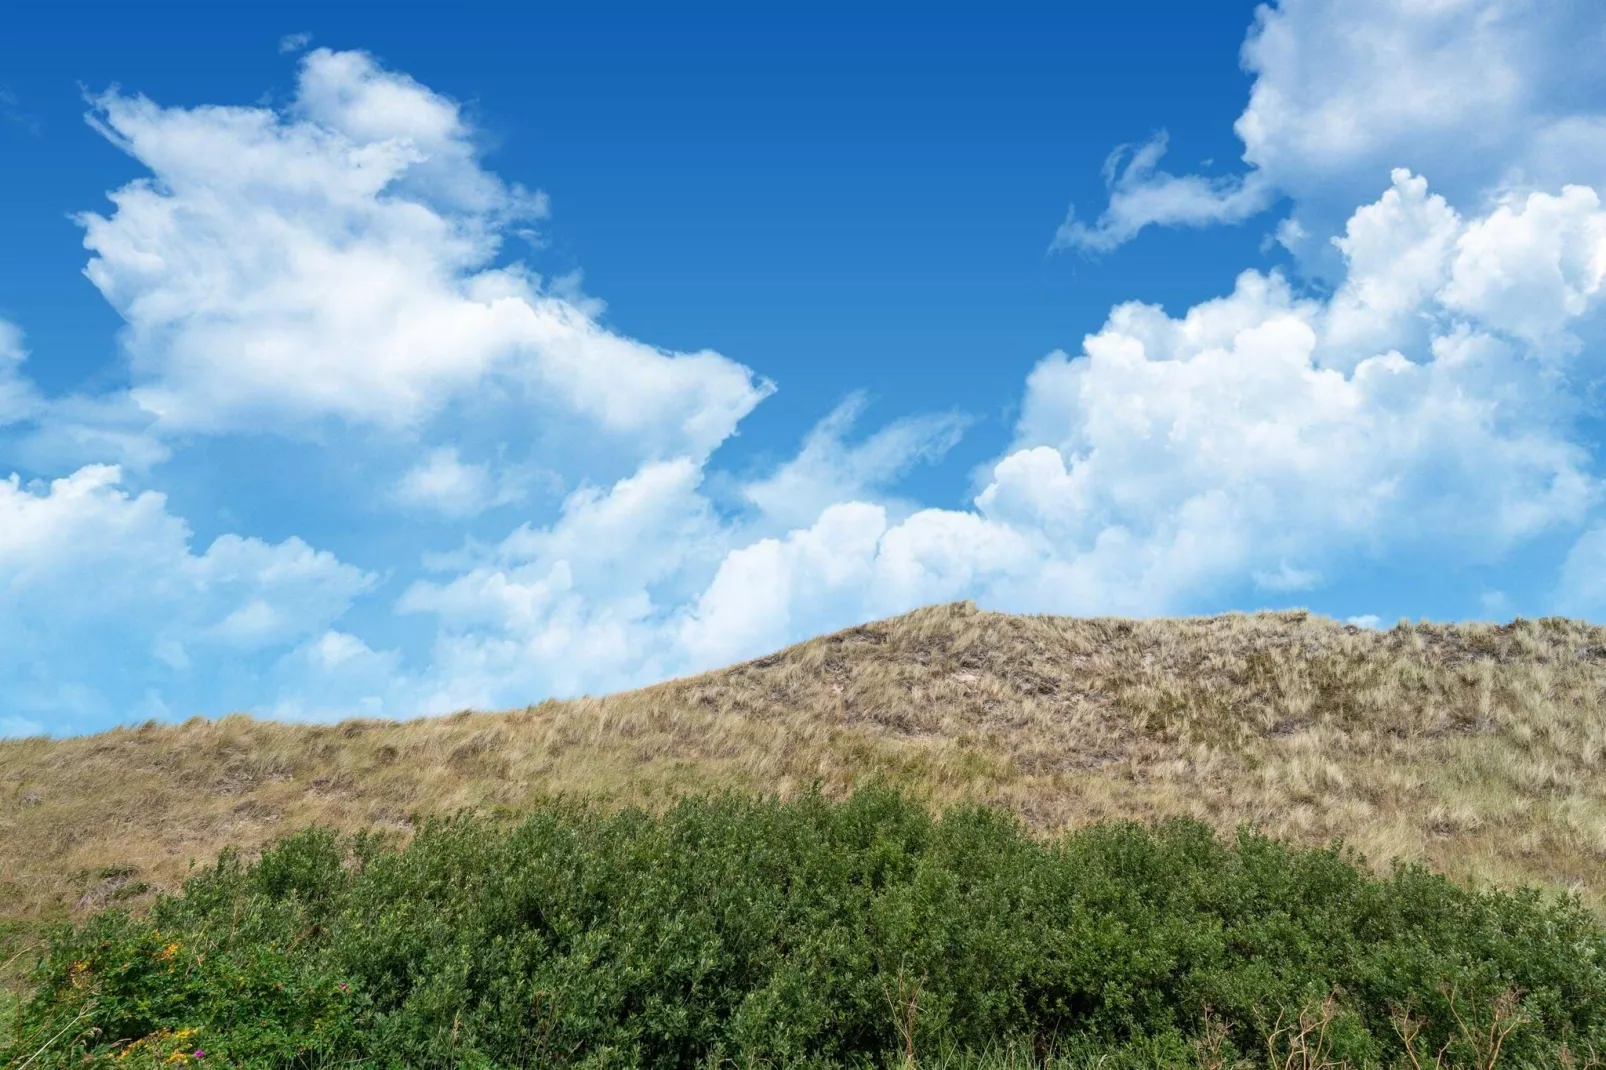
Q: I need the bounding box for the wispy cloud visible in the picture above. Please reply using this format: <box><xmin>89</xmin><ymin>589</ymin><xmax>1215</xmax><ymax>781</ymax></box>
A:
<box><xmin>0</xmin><ymin>87</ymin><xmax>41</xmax><ymax>137</ymax></box>
<box><xmin>1052</xmin><ymin>132</ymin><xmax>1275</xmax><ymax>253</ymax></box>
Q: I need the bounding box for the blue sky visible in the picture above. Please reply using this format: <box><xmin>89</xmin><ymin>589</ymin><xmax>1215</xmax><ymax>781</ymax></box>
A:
<box><xmin>3</xmin><ymin>0</ymin><xmax>1605</xmax><ymax>736</ymax></box>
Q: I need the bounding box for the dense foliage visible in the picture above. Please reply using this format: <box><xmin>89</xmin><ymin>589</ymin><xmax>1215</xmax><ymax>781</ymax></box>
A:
<box><xmin>4</xmin><ymin>789</ymin><xmax>1604</xmax><ymax>1068</ymax></box>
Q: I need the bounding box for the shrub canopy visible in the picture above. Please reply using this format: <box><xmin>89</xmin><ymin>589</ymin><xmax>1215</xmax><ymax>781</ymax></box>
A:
<box><xmin>5</xmin><ymin>789</ymin><xmax>1605</xmax><ymax>1068</ymax></box>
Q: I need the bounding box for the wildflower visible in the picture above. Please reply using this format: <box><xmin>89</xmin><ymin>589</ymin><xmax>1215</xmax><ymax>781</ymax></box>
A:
<box><xmin>194</xmin><ymin>1049</ymin><xmax>206</xmax><ymax>1059</ymax></box>
<box><xmin>338</xmin><ymin>982</ymin><xmax>349</xmax><ymax>991</ymax></box>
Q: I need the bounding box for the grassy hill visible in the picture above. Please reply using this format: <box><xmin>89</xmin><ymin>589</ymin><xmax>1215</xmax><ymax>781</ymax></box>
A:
<box><xmin>4</xmin><ymin>599</ymin><xmax>1606</xmax><ymax>954</ymax></box>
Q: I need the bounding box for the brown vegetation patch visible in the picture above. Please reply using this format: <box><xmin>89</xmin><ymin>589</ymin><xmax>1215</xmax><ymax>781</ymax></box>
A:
<box><xmin>3</xmin><ymin>601</ymin><xmax>1605</xmax><ymax>966</ymax></box>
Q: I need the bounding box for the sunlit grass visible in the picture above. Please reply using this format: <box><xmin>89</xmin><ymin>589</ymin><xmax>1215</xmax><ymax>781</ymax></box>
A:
<box><xmin>4</xmin><ymin>600</ymin><xmax>1605</xmax><ymax>978</ymax></box>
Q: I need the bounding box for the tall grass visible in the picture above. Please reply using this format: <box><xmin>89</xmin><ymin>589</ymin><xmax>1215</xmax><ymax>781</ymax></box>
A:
<box><xmin>5</xmin><ymin>789</ymin><xmax>1603</xmax><ymax>1068</ymax></box>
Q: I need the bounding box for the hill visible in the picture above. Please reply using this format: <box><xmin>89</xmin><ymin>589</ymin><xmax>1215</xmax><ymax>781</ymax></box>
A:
<box><xmin>4</xmin><ymin>601</ymin><xmax>1605</xmax><ymax>951</ymax></box>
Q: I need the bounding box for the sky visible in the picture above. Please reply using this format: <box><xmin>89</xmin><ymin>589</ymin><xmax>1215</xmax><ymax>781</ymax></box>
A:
<box><xmin>2</xmin><ymin>0</ymin><xmax>1605</xmax><ymax>737</ymax></box>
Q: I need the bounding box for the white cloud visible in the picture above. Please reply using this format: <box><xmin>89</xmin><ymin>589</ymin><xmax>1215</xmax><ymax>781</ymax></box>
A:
<box><xmin>198</xmin><ymin>534</ymin><xmax>374</xmax><ymax>649</ymax></box>
<box><xmin>397</xmin><ymin>459</ymin><xmax>722</xmax><ymax>707</ymax></box>
<box><xmin>391</xmin><ymin>446</ymin><xmax>522</xmax><ymax>518</ymax></box>
<box><xmin>1441</xmin><ymin>184</ymin><xmax>1606</xmax><ymax>346</ymax></box>
<box><xmin>385</xmin><ymin>167</ymin><xmax>1606</xmax><ymax>704</ymax></box>
<box><xmin>1237</xmin><ymin>0</ymin><xmax>1533</xmax><ymax>181</ymax></box>
<box><xmin>265</xmin><ymin>630</ymin><xmax>405</xmax><ymax>721</ymax></box>
<box><xmin>0</xmin><ymin>715</ymin><xmax>44</xmax><ymax>739</ymax></box>
<box><xmin>0</xmin><ymin>320</ymin><xmax>41</xmax><ymax>425</ymax></box>
<box><xmin>677</xmin><ymin>502</ymin><xmax>892</xmax><ymax>668</ymax></box>
<box><xmin>742</xmin><ymin>393</ymin><xmax>968</xmax><ymax>529</ymax></box>
<box><xmin>1556</xmin><ymin>525</ymin><xmax>1606</xmax><ymax>616</ymax></box>
<box><xmin>997</xmin><ymin>179</ymin><xmax>1600</xmax><ymax>589</ymax></box>
<box><xmin>1058</xmin><ymin>0</ymin><xmax>1606</xmax><ymax>254</ymax></box>
<box><xmin>0</xmin><ymin>322</ymin><xmax>171</xmax><ymax>474</ymax></box>
<box><xmin>1346</xmin><ymin>615</ymin><xmax>1383</xmax><ymax>630</ymax></box>
<box><xmin>12</xmin><ymin>21</ymin><xmax>1606</xmax><ymax>727</ymax></box>
<box><xmin>0</xmin><ymin>465</ymin><xmax>373</xmax><ymax>724</ymax></box>
<box><xmin>1321</xmin><ymin>169</ymin><xmax>1463</xmax><ymax>364</ymax></box>
<box><xmin>1480</xmin><ymin>590</ymin><xmax>1512</xmax><ymax>619</ymax></box>
<box><xmin>278</xmin><ymin>32</ymin><xmax>312</xmax><ymax>54</ymax></box>
<box><xmin>78</xmin><ymin>48</ymin><xmax>770</xmax><ymax>459</ymax></box>
<box><xmin>1253</xmin><ymin>562</ymin><xmax>1323</xmax><ymax>591</ymax></box>
<box><xmin>675</xmin><ymin>502</ymin><xmax>1038</xmax><ymax>669</ymax></box>
<box><xmin>1052</xmin><ymin>133</ymin><xmax>1275</xmax><ymax>253</ymax></box>
<box><xmin>669</xmin><ymin>170</ymin><xmax>1606</xmax><ymax>661</ymax></box>
<box><xmin>391</xmin><ymin>396</ymin><xmax>987</xmax><ymax>702</ymax></box>
<box><xmin>11</xmin><ymin>392</ymin><xmax>170</xmax><ymax>472</ymax></box>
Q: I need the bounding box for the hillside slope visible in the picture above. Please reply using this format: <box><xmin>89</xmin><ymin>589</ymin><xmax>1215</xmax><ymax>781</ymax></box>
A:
<box><xmin>4</xmin><ymin>601</ymin><xmax>1605</xmax><ymax>947</ymax></box>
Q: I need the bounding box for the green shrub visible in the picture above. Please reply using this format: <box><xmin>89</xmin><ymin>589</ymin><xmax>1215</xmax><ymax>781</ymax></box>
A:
<box><xmin>4</xmin><ymin>789</ymin><xmax>1603</xmax><ymax>1068</ymax></box>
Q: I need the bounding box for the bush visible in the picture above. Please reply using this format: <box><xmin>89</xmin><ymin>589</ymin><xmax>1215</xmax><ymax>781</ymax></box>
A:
<box><xmin>4</xmin><ymin>789</ymin><xmax>1604</xmax><ymax>1068</ymax></box>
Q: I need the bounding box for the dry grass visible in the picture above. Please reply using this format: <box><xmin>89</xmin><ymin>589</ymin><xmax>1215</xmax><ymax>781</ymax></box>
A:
<box><xmin>4</xmin><ymin>601</ymin><xmax>1606</xmax><ymax>959</ymax></box>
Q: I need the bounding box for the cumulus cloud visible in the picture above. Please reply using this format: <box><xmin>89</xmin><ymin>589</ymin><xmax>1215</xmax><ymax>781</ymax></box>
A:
<box><xmin>12</xmin><ymin>16</ymin><xmax>1606</xmax><ymax>727</ymax></box>
<box><xmin>677</xmin><ymin>503</ymin><xmax>893</xmax><ymax>667</ymax></box>
<box><xmin>1029</xmin><ymin>173</ymin><xmax>1603</xmax><ymax>570</ymax></box>
<box><xmin>677</xmin><ymin>503</ymin><xmax>1049</xmax><ymax>669</ymax></box>
<box><xmin>667</xmin><ymin>170</ymin><xmax>1606</xmax><ymax>664</ymax></box>
<box><xmin>1004</xmin><ymin>242</ymin><xmax>1594</xmax><ymax>555</ymax></box>
<box><xmin>337</xmin><ymin>8</ymin><xmax>1606</xmax><ymax>711</ymax></box>
<box><xmin>396</xmin><ymin>459</ymin><xmax>723</xmax><ymax>707</ymax></box>
<box><xmin>0</xmin><ymin>48</ymin><xmax>962</xmax><ymax>722</ymax></box>
<box><xmin>391</xmin><ymin>446</ymin><xmax>526</xmax><ymax>518</ymax></box>
<box><xmin>1058</xmin><ymin>0</ymin><xmax>1606</xmax><ymax>254</ymax></box>
<box><xmin>383</xmin><ymin>393</ymin><xmax>974</xmax><ymax>703</ymax></box>
<box><xmin>1441</xmin><ymin>184</ymin><xmax>1606</xmax><ymax>347</ymax></box>
<box><xmin>0</xmin><ymin>465</ymin><xmax>373</xmax><ymax>726</ymax></box>
<box><xmin>78</xmin><ymin>48</ymin><xmax>770</xmax><ymax>458</ymax></box>
<box><xmin>265</xmin><ymin>630</ymin><xmax>406</xmax><ymax>722</ymax></box>
<box><xmin>353</xmin><ymin>162</ymin><xmax>1606</xmax><ymax>706</ymax></box>
<box><xmin>1320</xmin><ymin>169</ymin><xmax>1464</xmax><ymax>363</ymax></box>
